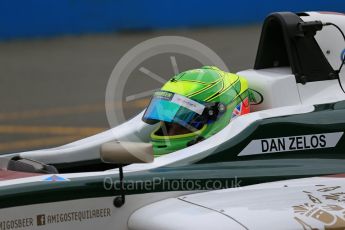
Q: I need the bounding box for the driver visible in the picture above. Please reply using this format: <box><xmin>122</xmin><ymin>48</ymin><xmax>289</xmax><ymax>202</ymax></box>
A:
<box><xmin>142</xmin><ymin>66</ymin><xmax>250</xmax><ymax>157</ymax></box>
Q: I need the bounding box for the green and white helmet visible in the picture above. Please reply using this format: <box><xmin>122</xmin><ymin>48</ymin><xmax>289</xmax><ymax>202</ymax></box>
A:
<box><xmin>142</xmin><ymin>66</ymin><xmax>250</xmax><ymax>156</ymax></box>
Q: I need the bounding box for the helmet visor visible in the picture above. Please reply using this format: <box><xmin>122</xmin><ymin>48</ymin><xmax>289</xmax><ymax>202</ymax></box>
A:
<box><xmin>142</xmin><ymin>91</ymin><xmax>206</xmax><ymax>130</ymax></box>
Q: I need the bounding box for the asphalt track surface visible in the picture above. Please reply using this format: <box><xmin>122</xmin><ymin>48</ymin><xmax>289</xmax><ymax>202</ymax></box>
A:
<box><xmin>0</xmin><ymin>25</ymin><xmax>261</xmax><ymax>154</ymax></box>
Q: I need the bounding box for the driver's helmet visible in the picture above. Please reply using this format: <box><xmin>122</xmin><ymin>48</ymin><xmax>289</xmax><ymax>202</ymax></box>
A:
<box><xmin>142</xmin><ymin>66</ymin><xmax>250</xmax><ymax>156</ymax></box>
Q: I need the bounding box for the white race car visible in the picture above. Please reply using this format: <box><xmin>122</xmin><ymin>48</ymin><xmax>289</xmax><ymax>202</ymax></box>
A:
<box><xmin>0</xmin><ymin>11</ymin><xmax>345</xmax><ymax>230</ymax></box>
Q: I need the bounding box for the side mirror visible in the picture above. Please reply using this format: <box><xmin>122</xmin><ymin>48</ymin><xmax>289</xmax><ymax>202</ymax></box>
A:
<box><xmin>100</xmin><ymin>141</ymin><xmax>154</xmax><ymax>208</ymax></box>
<box><xmin>100</xmin><ymin>141</ymin><xmax>154</xmax><ymax>164</ymax></box>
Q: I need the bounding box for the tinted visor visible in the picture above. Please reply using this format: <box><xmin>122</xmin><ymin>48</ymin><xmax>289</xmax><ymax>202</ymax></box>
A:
<box><xmin>143</xmin><ymin>91</ymin><xmax>206</xmax><ymax>130</ymax></box>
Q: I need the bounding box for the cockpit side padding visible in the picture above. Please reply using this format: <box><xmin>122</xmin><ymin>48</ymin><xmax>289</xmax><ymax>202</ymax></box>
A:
<box><xmin>255</xmin><ymin>12</ymin><xmax>335</xmax><ymax>83</ymax></box>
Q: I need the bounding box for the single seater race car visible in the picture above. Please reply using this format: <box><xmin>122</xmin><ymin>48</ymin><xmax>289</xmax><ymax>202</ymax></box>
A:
<box><xmin>0</xmin><ymin>11</ymin><xmax>345</xmax><ymax>230</ymax></box>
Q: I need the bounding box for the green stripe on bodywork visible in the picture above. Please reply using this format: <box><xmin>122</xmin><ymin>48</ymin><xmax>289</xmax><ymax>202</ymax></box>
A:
<box><xmin>1</xmin><ymin>101</ymin><xmax>345</xmax><ymax>208</ymax></box>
